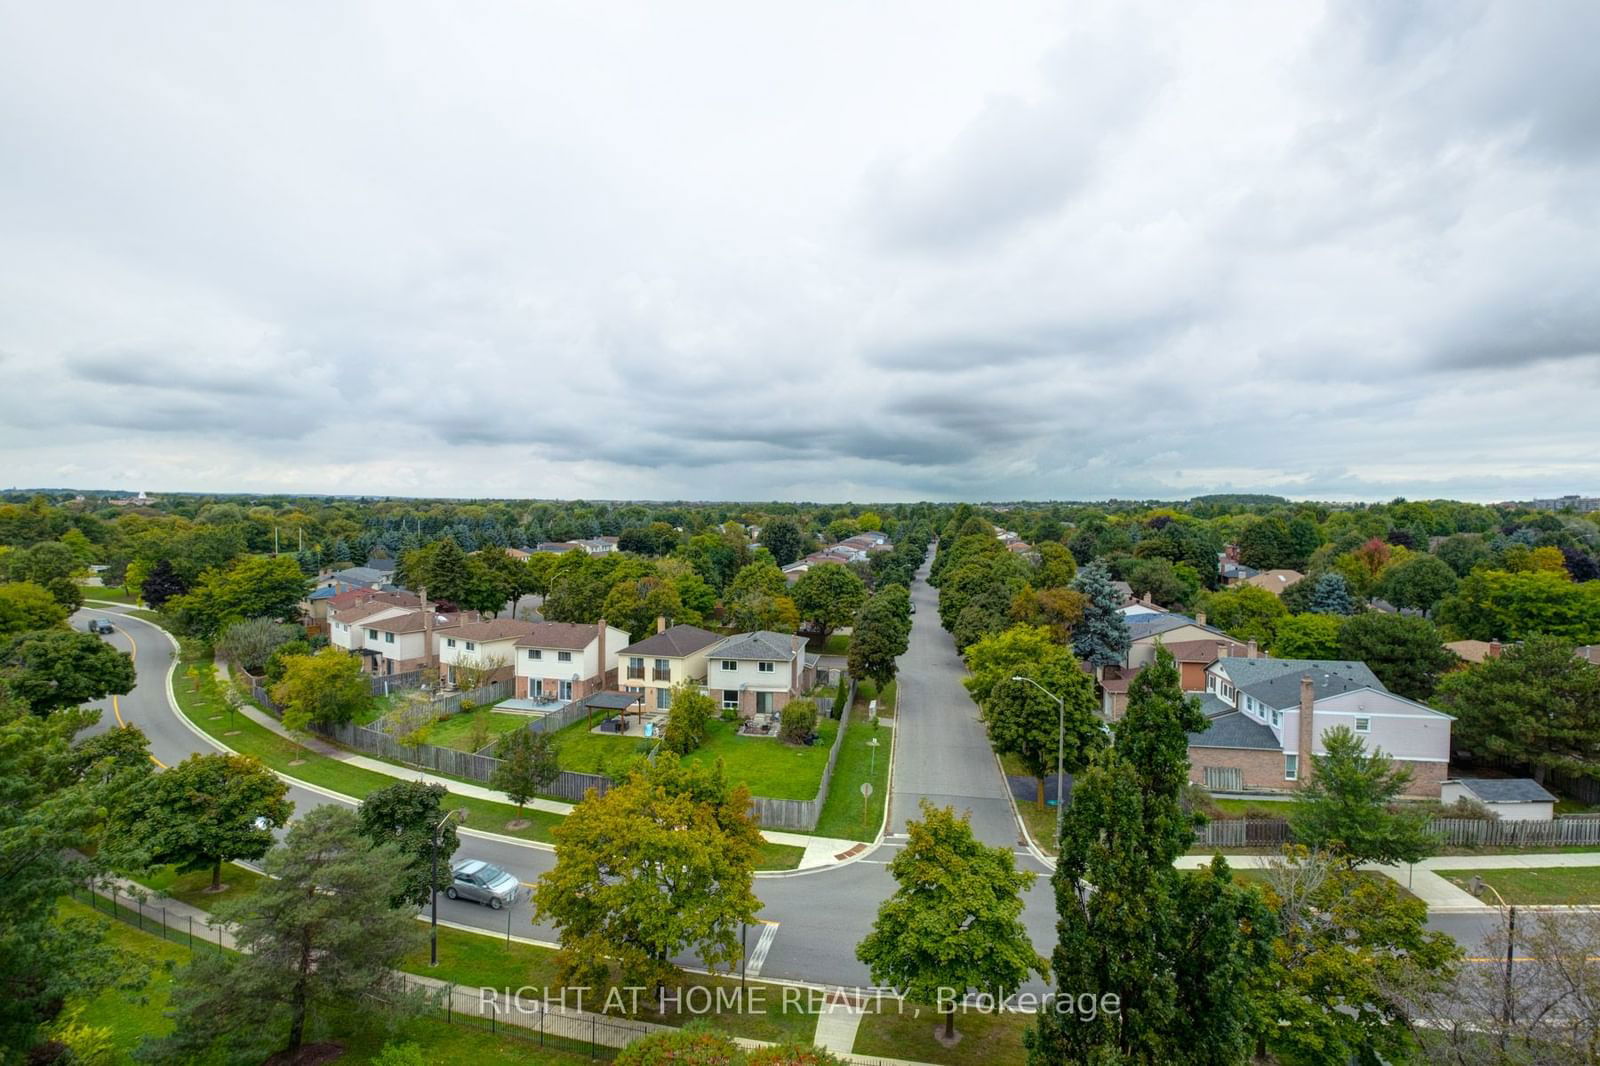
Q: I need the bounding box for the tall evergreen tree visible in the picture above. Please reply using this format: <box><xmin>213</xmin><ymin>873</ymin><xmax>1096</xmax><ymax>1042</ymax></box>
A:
<box><xmin>1029</xmin><ymin>648</ymin><xmax>1271</xmax><ymax>1064</ymax></box>
<box><xmin>1307</xmin><ymin>571</ymin><xmax>1355</xmax><ymax>615</ymax></box>
<box><xmin>1069</xmin><ymin>561</ymin><xmax>1131</xmax><ymax>668</ymax></box>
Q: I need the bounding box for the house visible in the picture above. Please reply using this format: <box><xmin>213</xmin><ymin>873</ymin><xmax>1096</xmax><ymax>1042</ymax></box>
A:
<box><xmin>1243</xmin><ymin>569</ymin><xmax>1305</xmax><ymax>596</ymax></box>
<box><xmin>328</xmin><ymin>591</ymin><xmax>423</xmax><ymax>654</ymax></box>
<box><xmin>703</xmin><ymin>630</ymin><xmax>819</xmax><ymax>718</ymax></box>
<box><xmin>1440</xmin><ymin>778</ymin><xmax>1557</xmax><ymax>822</ymax></box>
<box><xmin>575</xmin><ymin>536</ymin><xmax>619</xmax><ymax>555</ymax></box>
<box><xmin>512</xmin><ymin>620</ymin><xmax>629</xmax><ymax>703</ymax></box>
<box><xmin>1124</xmin><ymin>612</ymin><xmax>1234</xmax><ymax>669</ymax></box>
<box><xmin>1099</xmin><ymin>636</ymin><xmax>1253</xmax><ymax>719</ymax></box>
<box><xmin>533</xmin><ymin>541</ymin><xmax>585</xmax><ymax>555</ymax></box>
<box><xmin>437</xmin><ymin>618</ymin><xmax>543</xmax><ymax>688</ymax></box>
<box><xmin>1579</xmin><ymin>645</ymin><xmax>1600</xmax><ymax>667</ymax></box>
<box><xmin>358</xmin><ymin>605</ymin><xmax>473</xmax><ymax>677</ymax></box>
<box><xmin>1187</xmin><ymin>657</ymin><xmax>1453</xmax><ymax>796</ymax></box>
<box><xmin>617</xmin><ymin>621</ymin><xmax>728</xmax><ymax>712</ymax></box>
<box><xmin>316</xmin><ymin>565</ymin><xmax>400</xmax><ymax>594</ymax></box>
<box><xmin>1445</xmin><ymin>639</ymin><xmax>1504</xmax><ymax>664</ymax></box>
<box><xmin>1219</xmin><ymin>559</ymin><xmax>1260</xmax><ymax>585</ymax></box>
<box><xmin>1119</xmin><ymin>592</ymin><xmax>1169</xmax><ymax>620</ymax></box>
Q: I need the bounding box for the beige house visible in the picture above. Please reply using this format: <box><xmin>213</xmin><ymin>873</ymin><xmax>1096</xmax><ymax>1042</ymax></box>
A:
<box><xmin>360</xmin><ymin>608</ymin><xmax>470</xmax><ymax>676</ymax></box>
<box><xmin>617</xmin><ymin>622</ymin><xmax>726</xmax><ymax>712</ymax></box>
<box><xmin>437</xmin><ymin>619</ymin><xmax>541</xmax><ymax>687</ymax></box>
<box><xmin>1123</xmin><ymin>612</ymin><xmax>1236</xmax><ymax>670</ymax></box>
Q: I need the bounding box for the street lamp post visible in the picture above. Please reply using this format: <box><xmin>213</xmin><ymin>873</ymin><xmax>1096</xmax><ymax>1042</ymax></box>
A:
<box><xmin>1469</xmin><ymin>876</ymin><xmax>1516</xmax><ymax>1050</ymax></box>
<box><xmin>430</xmin><ymin>808</ymin><xmax>469</xmax><ymax>966</ymax></box>
<box><xmin>1010</xmin><ymin>675</ymin><xmax>1066</xmax><ymax>843</ymax></box>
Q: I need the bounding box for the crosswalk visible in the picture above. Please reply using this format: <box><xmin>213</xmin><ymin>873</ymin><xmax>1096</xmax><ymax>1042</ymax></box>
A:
<box><xmin>746</xmin><ymin>920</ymin><xmax>780</xmax><ymax>976</ymax></box>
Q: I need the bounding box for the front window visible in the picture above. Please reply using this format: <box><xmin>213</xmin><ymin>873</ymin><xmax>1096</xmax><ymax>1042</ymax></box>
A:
<box><xmin>465</xmin><ymin>641</ymin><xmax>476</xmax><ymax>652</ymax></box>
<box><xmin>657</xmin><ymin>687</ymin><xmax>671</xmax><ymax>709</ymax></box>
<box><xmin>446</xmin><ymin>638</ymin><xmax>456</xmax><ymax>648</ymax></box>
<box><xmin>1354</xmin><ymin>717</ymin><xmax>1371</xmax><ymax>733</ymax></box>
<box><xmin>627</xmin><ymin>657</ymin><xmax>645</xmax><ymax>680</ymax></box>
<box><xmin>366</xmin><ymin>628</ymin><xmax>378</xmax><ymax>640</ymax></box>
<box><xmin>528</xmin><ymin>648</ymin><xmax>541</xmax><ymax>660</ymax></box>
<box><xmin>721</xmin><ymin>660</ymin><xmax>738</xmax><ymax>671</ymax></box>
<box><xmin>1284</xmin><ymin>754</ymin><xmax>1298</xmax><ymax>781</ymax></box>
<box><xmin>384</xmin><ymin>632</ymin><xmax>395</xmax><ymax>644</ymax></box>
<box><xmin>758</xmin><ymin>661</ymin><xmax>775</xmax><ymax>673</ymax></box>
<box><xmin>722</xmin><ymin>690</ymin><xmax>740</xmax><ymax>711</ymax></box>
<box><xmin>558</xmin><ymin>651</ymin><xmax>572</xmax><ymax>662</ymax></box>
<box><xmin>654</xmin><ymin>658</ymin><xmax>671</xmax><ymax>681</ymax></box>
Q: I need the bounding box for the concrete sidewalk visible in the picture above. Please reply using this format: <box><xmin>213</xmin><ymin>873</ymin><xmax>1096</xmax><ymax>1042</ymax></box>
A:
<box><xmin>1177</xmin><ymin>851</ymin><xmax>1600</xmax><ymax>912</ymax></box>
<box><xmin>213</xmin><ymin>659</ymin><xmax>863</xmax><ymax>871</ymax></box>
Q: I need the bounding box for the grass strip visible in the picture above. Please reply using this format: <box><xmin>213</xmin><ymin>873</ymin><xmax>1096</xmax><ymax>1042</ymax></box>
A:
<box><xmin>812</xmin><ymin>717</ymin><xmax>891</xmax><ymax>841</ymax></box>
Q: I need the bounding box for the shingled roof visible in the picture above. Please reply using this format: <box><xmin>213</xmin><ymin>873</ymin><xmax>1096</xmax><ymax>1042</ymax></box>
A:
<box><xmin>709</xmin><ymin>630</ymin><xmax>802</xmax><ymax>661</ymax></box>
<box><xmin>512</xmin><ymin>622</ymin><xmax>606</xmax><ymax>651</ymax></box>
<box><xmin>1188</xmin><ymin>711</ymin><xmax>1282</xmax><ymax>750</ymax></box>
<box><xmin>618</xmin><ymin>624</ymin><xmax>724</xmax><ymax>658</ymax></box>
<box><xmin>1216</xmin><ymin>656</ymin><xmax>1386</xmax><ymax>708</ymax></box>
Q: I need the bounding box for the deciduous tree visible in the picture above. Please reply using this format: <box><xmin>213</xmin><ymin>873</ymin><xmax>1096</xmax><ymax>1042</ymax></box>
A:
<box><xmin>1373</xmin><ymin>552</ymin><xmax>1459</xmax><ymax>614</ymax></box>
<box><xmin>1</xmin><ymin>629</ymin><xmax>136</xmax><ymax>715</ymax></box>
<box><xmin>534</xmin><ymin>754</ymin><xmax>762</xmax><ymax>991</ymax></box>
<box><xmin>857</xmin><ymin>802</ymin><xmax>1044</xmax><ymax>1042</ymax></box>
<box><xmin>357</xmin><ymin>779</ymin><xmax>461</xmax><ymax>908</ymax></box>
<box><xmin>0</xmin><ymin>580</ymin><xmax>68</xmax><ymax>636</ymax></box>
<box><xmin>124</xmin><ymin>752</ymin><xmax>292</xmax><ymax>891</ymax></box>
<box><xmin>269</xmin><ymin>647</ymin><xmax>374</xmax><ymax>731</ymax></box>
<box><xmin>1200</xmin><ymin>584</ymin><xmax>1288</xmax><ymax>646</ymax></box>
<box><xmin>791</xmin><ymin>563</ymin><xmax>866</xmax><ymax>642</ymax></box>
<box><xmin>1289</xmin><ymin>727</ymin><xmax>1437</xmax><ymax>867</ymax></box>
<box><xmin>848</xmin><ymin>584</ymin><xmax>912</xmax><ymax>689</ymax></box>
<box><xmin>759</xmin><ymin>518</ymin><xmax>805</xmax><ymax>568</ymax></box>
<box><xmin>1270</xmin><ymin>612</ymin><xmax>1343</xmax><ymax>659</ymax></box>
<box><xmin>215</xmin><ymin>616</ymin><xmax>300</xmax><ymax>675</ymax></box>
<box><xmin>662</xmin><ymin>683</ymin><xmax>716</xmax><ymax>755</ymax></box>
<box><xmin>491</xmin><ymin>727</ymin><xmax>561</xmax><ymax>817</ymax></box>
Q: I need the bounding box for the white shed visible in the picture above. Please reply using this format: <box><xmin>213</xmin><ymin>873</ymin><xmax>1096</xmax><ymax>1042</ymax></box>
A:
<box><xmin>1440</xmin><ymin>778</ymin><xmax>1558</xmax><ymax>822</ymax></box>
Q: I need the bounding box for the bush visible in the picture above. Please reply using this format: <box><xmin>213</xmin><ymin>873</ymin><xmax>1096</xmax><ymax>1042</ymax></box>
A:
<box><xmin>831</xmin><ymin>677</ymin><xmax>849</xmax><ymax>720</ymax></box>
<box><xmin>748</xmin><ymin>1044</ymin><xmax>846</xmax><ymax>1066</ymax></box>
<box><xmin>663</xmin><ymin>685</ymin><xmax>716</xmax><ymax>755</ymax></box>
<box><xmin>263</xmin><ymin>639</ymin><xmax>312</xmax><ymax>685</ymax></box>
<box><xmin>614</xmin><ymin>1027</ymin><xmax>744</xmax><ymax>1065</ymax></box>
<box><xmin>779</xmin><ymin>704</ymin><xmax>818</xmax><ymax>745</ymax></box>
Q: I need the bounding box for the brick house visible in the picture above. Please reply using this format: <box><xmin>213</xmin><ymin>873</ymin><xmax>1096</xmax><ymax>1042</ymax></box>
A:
<box><xmin>702</xmin><ymin>630</ymin><xmax>819</xmax><ymax>719</ymax></box>
<box><xmin>1187</xmin><ymin>657</ymin><xmax>1452</xmax><ymax>796</ymax></box>
<box><xmin>437</xmin><ymin>618</ymin><xmax>541</xmax><ymax>688</ymax></box>
<box><xmin>511</xmin><ymin>620</ymin><xmax>628</xmax><ymax>702</ymax></box>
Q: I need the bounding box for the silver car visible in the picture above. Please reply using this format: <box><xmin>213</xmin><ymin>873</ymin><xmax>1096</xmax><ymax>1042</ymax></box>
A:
<box><xmin>446</xmin><ymin>859</ymin><xmax>520</xmax><ymax>910</ymax></box>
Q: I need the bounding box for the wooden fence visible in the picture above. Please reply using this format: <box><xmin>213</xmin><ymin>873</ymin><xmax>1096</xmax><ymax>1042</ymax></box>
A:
<box><xmin>746</xmin><ymin>688</ymin><xmax>854</xmax><ymax>831</ymax></box>
<box><xmin>1195</xmin><ymin>814</ymin><xmax>1600</xmax><ymax>849</ymax></box>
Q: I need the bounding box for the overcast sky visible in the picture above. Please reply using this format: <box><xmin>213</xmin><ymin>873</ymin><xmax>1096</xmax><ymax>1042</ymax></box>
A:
<box><xmin>2</xmin><ymin>2</ymin><xmax>1597</xmax><ymax>503</ymax></box>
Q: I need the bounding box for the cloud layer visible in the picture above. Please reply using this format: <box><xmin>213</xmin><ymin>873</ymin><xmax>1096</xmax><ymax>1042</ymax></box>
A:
<box><xmin>2</xmin><ymin>1</ymin><xmax>1598</xmax><ymax>502</ymax></box>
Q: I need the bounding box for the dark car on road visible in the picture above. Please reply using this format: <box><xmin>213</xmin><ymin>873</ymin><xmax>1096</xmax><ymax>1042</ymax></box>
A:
<box><xmin>86</xmin><ymin>619</ymin><xmax>115</xmax><ymax>635</ymax></box>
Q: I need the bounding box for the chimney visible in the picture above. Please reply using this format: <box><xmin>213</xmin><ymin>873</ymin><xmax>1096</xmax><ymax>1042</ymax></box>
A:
<box><xmin>1216</xmin><ymin>642</ymin><xmax>1228</xmax><ymax>664</ymax></box>
<box><xmin>657</xmin><ymin>615</ymin><xmax>667</xmax><ymax>635</ymax></box>
<box><xmin>596</xmin><ymin>618</ymin><xmax>608</xmax><ymax>684</ymax></box>
<box><xmin>420</xmin><ymin>586</ymin><xmax>436</xmax><ymax>669</ymax></box>
<box><xmin>1246</xmin><ymin>639</ymin><xmax>1257</xmax><ymax>659</ymax></box>
<box><xmin>1296</xmin><ymin>674</ymin><xmax>1315</xmax><ymax>787</ymax></box>
<box><xmin>1488</xmin><ymin>640</ymin><xmax>1502</xmax><ymax>658</ymax></box>
<box><xmin>1196</xmin><ymin>611</ymin><xmax>1206</xmax><ymax>626</ymax></box>
<box><xmin>1142</xmin><ymin>592</ymin><xmax>1153</xmax><ymax>605</ymax></box>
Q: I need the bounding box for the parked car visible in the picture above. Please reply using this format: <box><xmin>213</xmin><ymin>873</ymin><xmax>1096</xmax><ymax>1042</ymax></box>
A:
<box><xmin>446</xmin><ymin>859</ymin><xmax>520</xmax><ymax>910</ymax></box>
<box><xmin>87</xmin><ymin>619</ymin><xmax>115</xmax><ymax>635</ymax></box>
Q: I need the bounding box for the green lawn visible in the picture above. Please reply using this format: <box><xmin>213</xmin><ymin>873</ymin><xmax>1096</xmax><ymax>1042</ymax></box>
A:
<box><xmin>812</xmin><ymin>718</ymin><xmax>892</xmax><ymax>841</ymax></box>
<box><xmin>854</xmin><ymin>678</ymin><xmax>896</xmax><ymax>718</ymax></box>
<box><xmin>1438</xmin><ymin>866</ymin><xmax>1600</xmax><ymax>905</ymax></box>
<box><xmin>681</xmin><ymin>716</ymin><xmax>838</xmax><ymax>801</ymax></box>
<box><xmin>408</xmin><ymin>925</ymin><xmax>818</xmax><ymax>1044</ymax></box>
<box><xmin>132</xmin><ymin>861</ymin><xmax>268</xmax><ymax>908</ymax></box>
<box><xmin>171</xmin><ymin>649</ymin><xmax>566</xmax><ymax>844</ymax></box>
<box><xmin>1207</xmin><ymin>797</ymin><xmax>1293</xmax><ymax>817</ymax></box>
<box><xmin>820</xmin><ymin>633</ymin><xmax>851</xmax><ymax>655</ymax></box>
<box><xmin>80</xmin><ymin>585</ymin><xmax>138</xmax><ymax>604</ymax></box>
<box><xmin>550</xmin><ymin>712</ymin><xmax>656</xmax><ymax>779</ymax></box>
<box><xmin>1014</xmin><ymin>797</ymin><xmax>1057</xmax><ymax>856</ymax></box>
<box><xmin>428</xmin><ymin>709</ymin><xmax>531</xmax><ymax>753</ymax></box>
<box><xmin>58</xmin><ymin>898</ymin><xmax>589</xmax><ymax>1064</ymax></box>
<box><xmin>854</xmin><ymin>1002</ymin><xmax>1031</xmax><ymax>1065</ymax></box>
<box><xmin>757</xmin><ymin>842</ymin><xmax>806</xmax><ymax>871</ymax></box>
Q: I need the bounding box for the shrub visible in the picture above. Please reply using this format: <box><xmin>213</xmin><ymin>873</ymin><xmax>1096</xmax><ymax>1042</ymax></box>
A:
<box><xmin>263</xmin><ymin>638</ymin><xmax>312</xmax><ymax>685</ymax></box>
<box><xmin>748</xmin><ymin>1044</ymin><xmax>846</xmax><ymax>1066</ymax></box>
<box><xmin>664</xmin><ymin>685</ymin><xmax>716</xmax><ymax>755</ymax></box>
<box><xmin>831</xmin><ymin>677</ymin><xmax>849</xmax><ymax>719</ymax></box>
<box><xmin>779</xmin><ymin>704</ymin><xmax>818</xmax><ymax>745</ymax></box>
<box><xmin>614</xmin><ymin>1027</ymin><xmax>744</xmax><ymax>1065</ymax></box>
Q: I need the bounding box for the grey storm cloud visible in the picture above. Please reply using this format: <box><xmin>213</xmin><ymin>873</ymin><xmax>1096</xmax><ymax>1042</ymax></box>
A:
<box><xmin>1</xmin><ymin>1</ymin><xmax>1598</xmax><ymax>502</ymax></box>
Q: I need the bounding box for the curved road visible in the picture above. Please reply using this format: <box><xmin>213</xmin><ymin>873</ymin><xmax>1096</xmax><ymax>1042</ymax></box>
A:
<box><xmin>73</xmin><ymin>560</ymin><xmax>1506</xmax><ymax>988</ymax></box>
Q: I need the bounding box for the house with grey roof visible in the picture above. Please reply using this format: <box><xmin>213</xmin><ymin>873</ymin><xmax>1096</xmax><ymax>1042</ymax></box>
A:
<box><xmin>617</xmin><ymin>621</ymin><xmax>727</xmax><ymax>712</ymax></box>
<box><xmin>1189</xmin><ymin>656</ymin><xmax>1453</xmax><ymax>797</ymax></box>
<box><xmin>703</xmin><ymin>630</ymin><xmax>819</xmax><ymax>719</ymax></box>
<box><xmin>1440</xmin><ymin>778</ymin><xmax>1558</xmax><ymax>821</ymax></box>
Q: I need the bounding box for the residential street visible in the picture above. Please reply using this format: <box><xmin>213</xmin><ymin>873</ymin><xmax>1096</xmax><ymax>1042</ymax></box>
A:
<box><xmin>74</xmin><ymin>588</ymin><xmax>1553</xmax><ymax>994</ymax></box>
